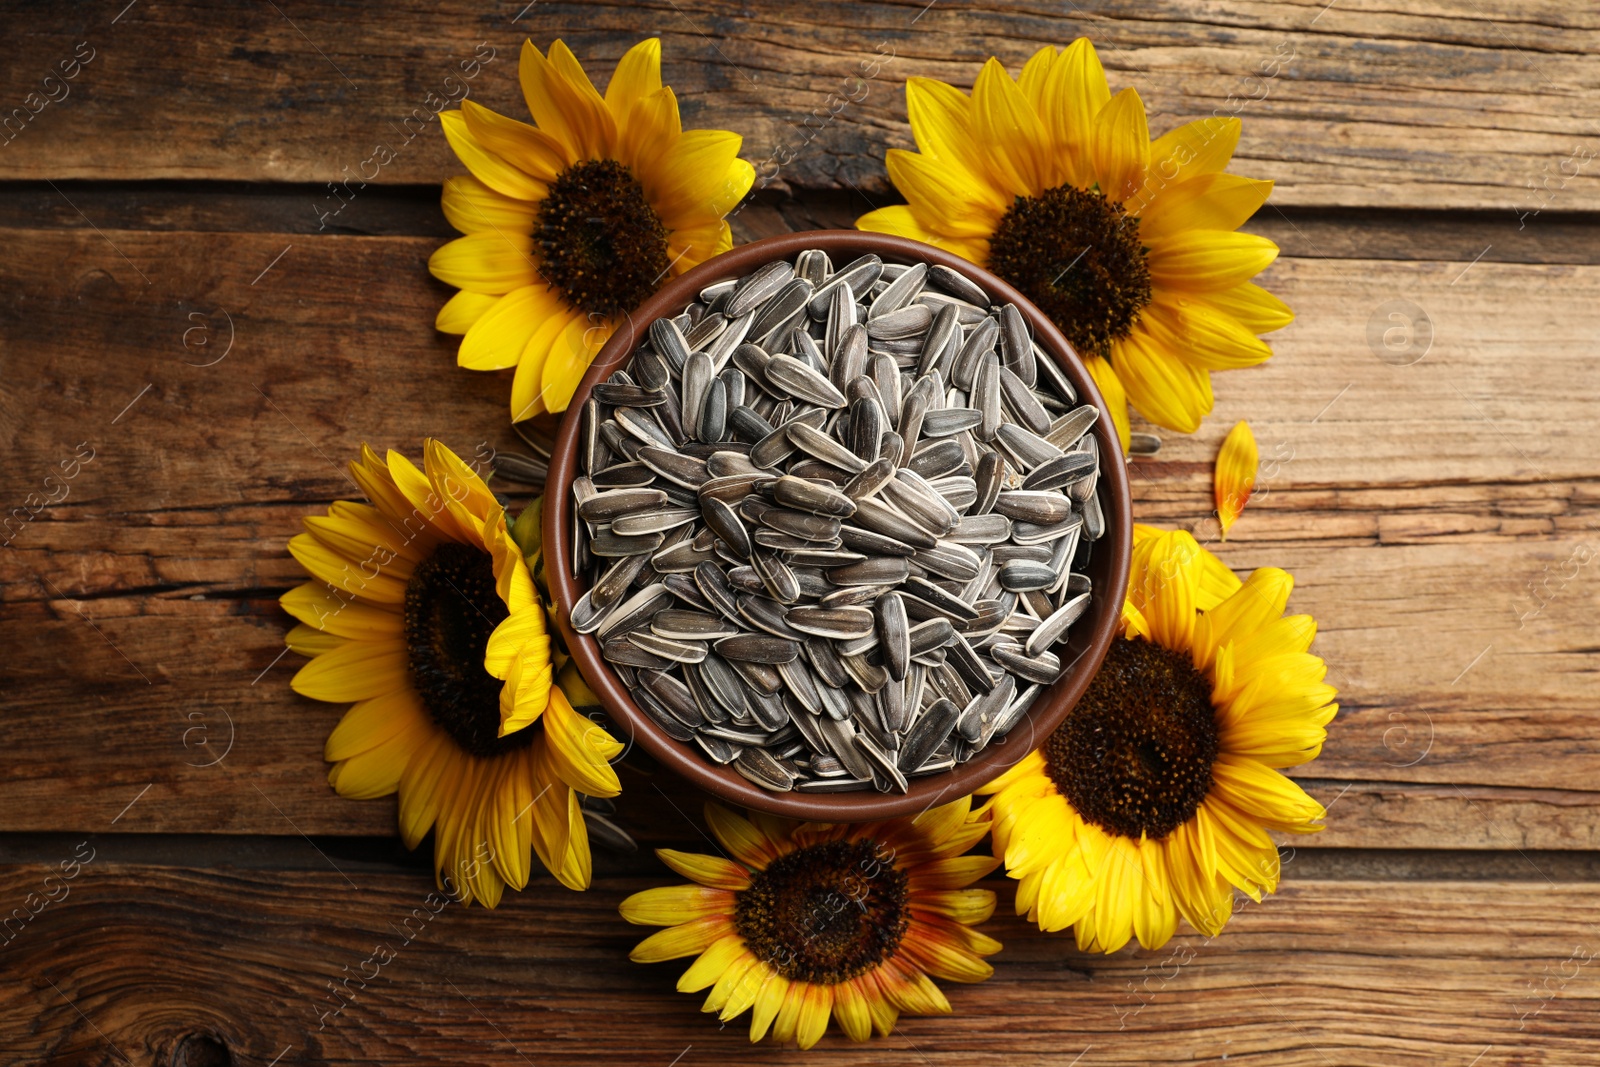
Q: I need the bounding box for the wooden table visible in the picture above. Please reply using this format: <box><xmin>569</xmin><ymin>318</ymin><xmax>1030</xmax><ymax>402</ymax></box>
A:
<box><xmin>4</xmin><ymin>2</ymin><xmax>1598</xmax><ymax>1063</ymax></box>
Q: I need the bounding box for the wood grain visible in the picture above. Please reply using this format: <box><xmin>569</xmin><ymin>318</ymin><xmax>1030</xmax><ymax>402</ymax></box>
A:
<box><xmin>1</xmin><ymin>1</ymin><xmax>1597</xmax><ymax>210</ymax></box>
<box><xmin>2</xmin><ymin>219</ymin><xmax>1597</xmax><ymax>842</ymax></box>
<box><xmin>1</xmin><ymin>861</ymin><xmax>1593</xmax><ymax>1066</ymax></box>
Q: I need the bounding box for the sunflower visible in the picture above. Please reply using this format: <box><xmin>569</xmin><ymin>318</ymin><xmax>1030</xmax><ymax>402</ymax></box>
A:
<box><xmin>280</xmin><ymin>439</ymin><xmax>622</xmax><ymax>905</ymax></box>
<box><xmin>977</xmin><ymin>526</ymin><xmax>1336</xmax><ymax>952</ymax></box>
<box><xmin>620</xmin><ymin>799</ymin><xmax>1000</xmax><ymax>1049</ymax></box>
<box><xmin>430</xmin><ymin>38</ymin><xmax>755</xmax><ymax>421</ymax></box>
<box><xmin>857</xmin><ymin>39</ymin><xmax>1294</xmax><ymax>449</ymax></box>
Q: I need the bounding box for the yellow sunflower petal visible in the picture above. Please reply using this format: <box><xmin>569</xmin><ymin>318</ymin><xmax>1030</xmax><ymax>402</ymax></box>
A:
<box><xmin>629</xmin><ymin>915</ymin><xmax>726</xmax><ymax>963</ymax></box>
<box><xmin>1086</xmin><ymin>835</ymin><xmax>1140</xmax><ymax>953</ymax></box>
<box><xmin>898</xmin><ymin>922</ymin><xmax>996</xmax><ymax>983</ymax></box>
<box><xmin>1111</xmin><ymin>327</ymin><xmax>1212</xmax><ymax>435</ymax></box>
<box><xmin>908</xmin><ymin>855</ymin><xmax>999</xmax><ymax>890</ymax></box>
<box><xmin>831</xmin><ymin>976</ymin><xmax>873</xmax><ymax>1042</ymax></box>
<box><xmin>1139</xmin><ymin>173</ymin><xmax>1273</xmax><ymax>241</ymax></box>
<box><xmin>397</xmin><ymin>733</ymin><xmax>458</xmax><ymax>849</ymax></box>
<box><xmin>1089</xmin><ymin>87</ymin><xmax>1150</xmax><ymax>203</ymax></box>
<box><xmin>1199</xmin><ymin>282</ymin><xmax>1295</xmax><ymax>335</ymax></box>
<box><xmin>879</xmin><ymin>956</ymin><xmax>950</xmax><ymax>1016</ymax></box>
<box><xmin>795</xmin><ymin>982</ymin><xmax>833</xmax><ymax>1050</ymax></box>
<box><xmin>1193</xmin><ymin>565</ymin><xmax>1292</xmax><ymax>668</ymax></box>
<box><xmin>913</xmin><ymin>888</ymin><xmax>997</xmax><ymax>924</ymax></box>
<box><xmin>525</xmin><ymin>739</ymin><xmax>577</xmax><ymax>886</ymax></box>
<box><xmin>605</xmin><ymin>38</ymin><xmax>662</xmax><ymax>118</ymax></box>
<box><xmin>1138</xmin><ymin>116</ymin><xmax>1242</xmax><ymax>213</ymax></box>
<box><xmin>510</xmin><ymin>305</ymin><xmax>581</xmax><ymax>422</ymax></box>
<box><xmin>327</xmin><ymin>720</ymin><xmax>430</xmax><ymax>800</ymax></box>
<box><xmin>1042</xmin><ymin>37</ymin><xmax>1111</xmax><ymax>188</ymax></box>
<box><xmin>616</xmin><ymin>85</ymin><xmax>682</xmax><ymax>181</ymax></box>
<box><xmin>1146</xmin><ymin>229</ymin><xmax>1279</xmax><ymax>293</ymax></box>
<box><xmin>439</xmin><ymin>109</ymin><xmax>547</xmax><ymax>201</ymax></box>
<box><xmin>677</xmin><ymin>933</ymin><xmax>749</xmax><ymax>993</ymax></box>
<box><xmin>972</xmin><ymin>57</ymin><xmax>1051</xmax><ymax>198</ymax></box>
<box><xmin>648</xmin><ymin>129</ymin><xmax>749</xmax><ymax>223</ymax></box>
<box><xmin>440</xmin><ymin>174</ymin><xmax>539</xmax><ymax>241</ymax></box>
<box><xmin>281</xmin><ymin>581</ymin><xmax>403</xmax><ymax>640</ymax></box>
<box><xmin>287</xmin><ymin>623</ymin><xmax>350</xmax><ymax>655</ymax></box>
<box><xmin>1017</xmin><ymin>45</ymin><xmax>1058</xmax><ymax>109</ymax></box>
<box><xmin>325</xmin><ymin>686</ymin><xmax>430</xmax><ymax>762</ymax></box>
<box><xmin>656</xmin><ymin>848</ymin><xmax>752</xmax><ymax>891</ymax></box>
<box><xmin>1211</xmin><ymin>754</ymin><xmax>1326</xmax><ymax>829</ymax></box>
<box><xmin>1214</xmin><ymin>420</ymin><xmax>1259</xmax><ymax>538</ymax></box>
<box><xmin>457</xmin><ymin>285</ymin><xmax>561</xmax><ymax>371</ymax></box>
<box><xmin>1143</xmin><ymin>296</ymin><xmax>1275</xmax><ymax>371</ymax></box>
<box><xmin>903</xmin><ymin>77</ymin><xmax>994</xmax><ymax>197</ymax></box>
<box><xmin>855</xmin><ymin>205</ymin><xmax>990</xmax><ymax>263</ymax></box>
<box><xmin>435</xmin><ymin>287</ymin><xmax>502</xmax><ymax>334</ymax></box>
<box><xmin>459</xmin><ymin>98</ymin><xmax>564</xmax><ymax>184</ymax></box>
<box><xmin>1132</xmin><ymin>838</ymin><xmax>1180</xmax><ymax>949</ymax></box>
<box><xmin>1129</xmin><ymin>528</ymin><xmax>1200</xmax><ymax>651</ymax></box>
<box><xmin>704</xmin><ymin>804</ymin><xmax>784</xmax><ymax>869</ymax></box>
<box><xmin>705</xmin><ymin>950</ymin><xmax>762</xmax><ymax>1015</ymax></box>
<box><xmin>539</xmin><ymin>313</ymin><xmax>607</xmax><ymax>415</ymax></box>
<box><xmin>886</xmin><ymin>148</ymin><xmax>1007</xmax><ymax>237</ymax></box>
<box><xmin>516</xmin><ymin>40</ymin><xmax>583</xmax><ymax>165</ymax></box>
<box><xmin>666</xmin><ymin>219</ymin><xmax>734</xmax><ymax>274</ymax></box>
<box><xmin>1083</xmin><ymin>353</ymin><xmax>1130</xmax><ymax>455</ymax></box>
<box><xmin>749</xmin><ymin>971</ymin><xmax>790</xmax><ymax>1042</ymax></box>
<box><xmin>422</xmin><ymin>438</ymin><xmax>499</xmax><ymax>538</ymax></box>
<box><xmin>546</xmin><ymin>40</ymin><xmax>617</xmax><ymax>160</ymax></box>
<box><xmin>619</xmin><ymin>884</ymin><xmax>735</xmax><ymax>926</ymax></box>
<box><xmin>428</xmin><ymin>231</ymin><xmax>540</xmax><ymax>295</ymax></box>
<box><xmin>1136</xmin><ymin>524</ymin><xmax>1245</xmax><ymax>608</ymax></box>
<box><xmin>287</xmin><ymin>533</ymin><xmax>408</xmax><ymax>606</ymax></box>
<box><xmin>290</xmin><ymin>638</ymin><xmax>408</xmax><ymax>703</ymax></box>
<box><xmin>541</xmin><ymin>686</ymin><xmax>623</xmax><ymax>797</ymax></box>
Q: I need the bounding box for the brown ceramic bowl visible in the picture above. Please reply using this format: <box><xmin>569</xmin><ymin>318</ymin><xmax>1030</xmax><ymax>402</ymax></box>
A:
<box><xmin>544</xmin><ymin>230</ymin><xmax>1131</xmax><ymax>820</ymax></box>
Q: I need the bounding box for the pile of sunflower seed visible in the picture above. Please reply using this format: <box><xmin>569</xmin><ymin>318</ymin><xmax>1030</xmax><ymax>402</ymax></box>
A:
<box><xmin>568</xmin><ymin>250</ymin><xmax>1106</xmax><ymax>794</ymax></box>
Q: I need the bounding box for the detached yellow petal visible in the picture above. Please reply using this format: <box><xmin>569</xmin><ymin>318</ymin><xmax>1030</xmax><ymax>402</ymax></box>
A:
<box><xmin>1214</xmin><ymin>421</ymin><xmax>1259</xmax><ymax>538</ymax></box>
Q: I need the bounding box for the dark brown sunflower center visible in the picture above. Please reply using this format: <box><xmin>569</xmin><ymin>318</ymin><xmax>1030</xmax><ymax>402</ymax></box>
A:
<box><xmin>987</xmin><ymin>184</ymin><xmax>1152</xmax><ymax>357</ymax></box>
<box><xmin>1044</xmin><ymin>637</ymin><xmax>1218</xmax><ymax>840</ymax></box>
<box><xmin>403</xmin><ymin>542</ymin><xmax>529</xmax><ymax>759</ymax></box>
<box><xmin>536</xmin><ymin>158</ymin><xmax>671</xmax><ymax>319</ymax></box>
<box><xmin>733</xmin><ymin>839</ymin><xmax>909</xmax><ymax>984</ymax></box>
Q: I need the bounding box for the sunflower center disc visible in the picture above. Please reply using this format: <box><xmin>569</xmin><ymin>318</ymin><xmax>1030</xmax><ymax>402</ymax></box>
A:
<box><xmin>1044</xmin><ymin>637</ymin><xmax>1219</xmax><ymax>840</ymax></box>
<box><xmin>404</xmin><ymin>542</ymin><xmax>529</xmax><ymax>759</ymax></box>
<box><xmin>734</xmin><ymin>839</ymin><xmax>910</xmax><ymax>984</ymax></box>
<box><xmin>536</xmin><ymin>158</ymin><xmax>672</xmax><ymax>319</ymax></box>
<box><xmin>987</xmin><ymin>184</ymin><xmax>1153</xmax><ymax>357</ymax></box>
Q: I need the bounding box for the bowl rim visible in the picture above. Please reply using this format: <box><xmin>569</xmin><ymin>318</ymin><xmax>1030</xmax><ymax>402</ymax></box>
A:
<box><xmin>542</xmin><ymin>229</ymin><xmax>1131</xmax><ymax>820</ymax></box>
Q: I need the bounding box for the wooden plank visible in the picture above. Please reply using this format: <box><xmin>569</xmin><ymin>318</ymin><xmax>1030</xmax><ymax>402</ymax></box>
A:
<box><xmin>0</xmin><ymin>862</ymin><xmax>1593</xmax><ymax>1064</ymax></box>
<box><xmin>1</xmin><ymin>2</ymin><xmax>1598</xmax><ymax>210</ymax></box>
<box><xmin>2</xmin><ymin>222</ymin><xmax>1597</xmax><ymax>840</ymax></box>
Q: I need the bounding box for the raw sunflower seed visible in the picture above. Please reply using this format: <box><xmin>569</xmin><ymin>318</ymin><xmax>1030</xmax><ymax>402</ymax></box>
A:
<box><xmin>785</xmin><ymin>605</ymin><xmax>876</xmax><ymax>640</ymax></box>
<box><xmin>715</xmin><ymin>633</ymin><xmax>802</xmax><ymax>664</ymax></box>
<box><xmin>927</xmin><ymin>263</ymin><xmax>989</xmax><ymax>306</ymax></box>
<box><xmin>765</xmin><ymin>354</ymin><xmax>848</xmax><ymax>409</ymax></box>
<box><xmin>773</xmin><ymin>475</ymin><xmax>857</xmax><ymax>518</ymax></box>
